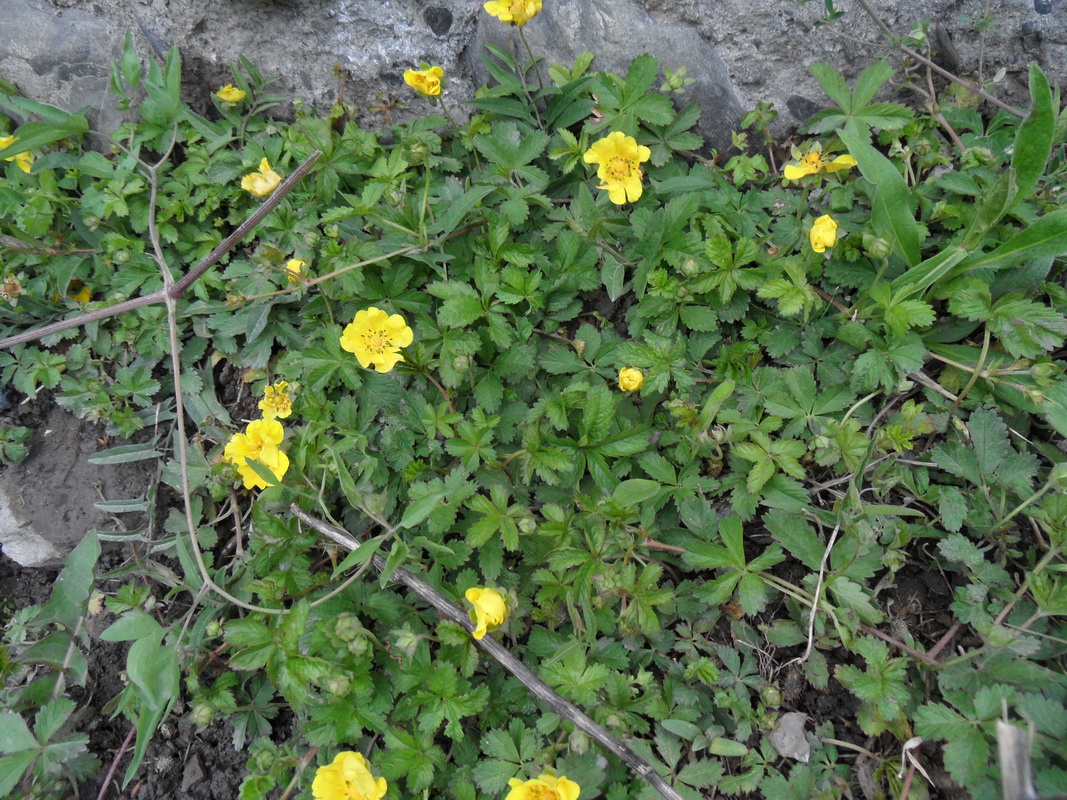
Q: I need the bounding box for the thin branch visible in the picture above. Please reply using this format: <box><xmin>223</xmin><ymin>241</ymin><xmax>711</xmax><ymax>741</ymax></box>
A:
<box><xmin>0</xmin><ymin>150</ymin><xmax>322</xmax><ymax>350</ymax></box>
<box><xmin>852</xmin><ymin>0</ymin><xmax>1023</xmax><ymax>118</ymax></box>
<box><xmin>95</xmin><ymin>724</ymin><xmax>136</xmax><ymax>800</ymax></box>
<box><xmin>787</xmin><ymin>517</ymin><xmax>842</xmax><ymax>667</ymax></box>
<box><xmin>291</xmin><ymin>505</ymin><xmax>687</xmax><ymax>800</ymax></box>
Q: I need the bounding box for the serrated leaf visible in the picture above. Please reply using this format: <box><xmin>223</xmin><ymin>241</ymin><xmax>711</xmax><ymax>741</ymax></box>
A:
<box><xmin>967</xmin><ymin>408</ymin><xmax>1012</xmax><ymax>474</ymax></box>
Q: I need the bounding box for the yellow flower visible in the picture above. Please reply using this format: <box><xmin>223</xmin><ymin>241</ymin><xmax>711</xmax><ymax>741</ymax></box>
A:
<box><xmin>583</xmin><ymin>131</ymin><xmax>651</xmax><ymax>205</ymax></box>
<box><xmin>618</xmin><ymin>367</ymin><xmax>644</xmax><ymax>392</ymax></box>
<box><xmin>258</xmin><ymin>381</ymin><xmax>293</xmax><ymax>420</ymax></box>
<box><xmin>783</xmin><ymin>149</ymin><xmax>856</xmax><ymax>180</ymax></box>
<box><xmin>69</xmin><ymin>282</ymin><xmax>92</xmax><ymax>304</ymax></box>
<box><xmin>285</xmin><ymin>258</ymin><xmax>306</xmax><ymax>283</ymax></box>
<box><xmin>404</xmin><ymin>66</ymin><xmax>445</xmax><ymax>98</ymax></box>
<box><xmin>0</xmin><ymin>135</ymin><xmax>34</xmax><ymax>174</ymax></box>
<box><xmin>483</xmin><ymin>0</ymin><xmax>543</xmax><ymax>26</ymax></box>
<box><xmin>241</xmin><ymin>158</ymin><xmax>282</xmax><ymax>196</ymax></box>
<box><xmin>312</xmin><ymin>752</ymin><xmax>387</xmax><ymax>800</ymax></box>
<box><xmin>809</xmin><ymin>214</ymin><xmax>839</xmax><ymax>253</ymax></box>
<box><xmin>223</xmin><ymin>418</ymin><xmax>289</xmax><ymax>490</ymax></box>
<box><xmin>506</xmin><ymin>773</ymin><xmax>581</xmax><ymax>800</ymax></box>
<box><xmin>216</xmin><ymin>84</ymin><xmax>247</xmax><ymax>104</ymax></box>
<box><xmin>465</xmin><ymin>587</ymin><xmax>508</xmax><ymax>640</ymax></box>
<box><xmin>339</xmin><ymin>307</ymin><xmax>414</xmax><ymax>373</ymax></box>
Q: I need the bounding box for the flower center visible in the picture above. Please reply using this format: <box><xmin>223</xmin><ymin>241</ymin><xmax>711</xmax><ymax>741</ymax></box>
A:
<box><xmin>508</xmin><ymin>0</ymin><xmax>526</xmax><ymax>14</ymax></box>
<box><xmin>361</xmin><ymin>329</ymin><xmax>391</xmax><ymax>355</ymax></box>
<box><xmin>526</xmin><ymin>786</ymin><xmax>559</xmax><ymax>800</ymax></box>
<box><xmin>605</xmin><ymin>155</ymin><xmax>635</xmax><ymax>182</ymax></box>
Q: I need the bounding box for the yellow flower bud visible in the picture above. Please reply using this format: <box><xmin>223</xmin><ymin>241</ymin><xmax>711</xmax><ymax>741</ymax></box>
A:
<box><xmin>618</xmin><ymin>367</ymin><xmax>644</xmax><ymax>392</ymax></box>
<box><xmin>403</xmin><ymin>66</ymin><xmax>444</xmax><ymax>98</ymax></box>
<box><xmin>808</xmin><ymin>214</ymin><xmax>839</xmax><ymax>253</ymax></box>
<box><xmin>464</xmin><ymin>587</ymin><xmax>508</xmax><ymax>640</ymax></box>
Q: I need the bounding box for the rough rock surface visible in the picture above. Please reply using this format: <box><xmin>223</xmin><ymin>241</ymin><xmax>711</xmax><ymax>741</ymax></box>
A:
<box><xmin>0</xmin><ymin>406</ymin><xmax>152</xmax><ymax>567</ymax></box>
<box><xmin>2</xmin><ymin>0</ymin><xmax>1064</xmax><ymax>151</ymax></box>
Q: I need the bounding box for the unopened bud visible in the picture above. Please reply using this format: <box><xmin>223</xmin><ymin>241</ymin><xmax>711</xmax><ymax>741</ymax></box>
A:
<box><xmin>862</xmin><ymin>232</ymin><xmax>891</xmax><ymax>260</ymax></box>
<box><xmin>191</xmin><ymin>702</ymin><xmax>215</xmax><ymax>727</ymax></box>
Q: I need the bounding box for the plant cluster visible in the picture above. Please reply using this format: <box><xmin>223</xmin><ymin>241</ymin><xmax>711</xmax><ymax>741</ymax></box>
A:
<box><xmin>1</xmin><ymin>4</ymin><xmax>1066</xmax><ymax>800</ymax></box>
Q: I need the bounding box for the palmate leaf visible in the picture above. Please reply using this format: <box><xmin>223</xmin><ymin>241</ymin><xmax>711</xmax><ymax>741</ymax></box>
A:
<box><xmin>986</xmin><ymin>294</ymin><xmax>1067</xmax><ymax>358</ymax></box>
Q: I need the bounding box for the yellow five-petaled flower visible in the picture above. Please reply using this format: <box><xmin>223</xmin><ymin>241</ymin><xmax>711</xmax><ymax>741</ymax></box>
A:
<box><xmin>339</xmin><ymin>307</ymin><xmax>414</xmax><ymax>373</ymax></box>
<box><xmin>465</xmin><ymin>587</ymin><xmax>508</xmax><ymax>640</ymax></box>
<box><xmin>223</xmin><ymin>418</ymin><xmax>289</xmax><ymax>490</ymax></box>
<box><xmin>583</xmin><ymin>131</ymin><xmax>651</xmax><ymax>205</ymax></box>
<box><xmin>783</xmin><ymin>149</ymin><xmax>857</xmax><ymax>181</ymax></box>
<box><xmin>506</xmin><ymin>773</ymin><xmax>581</xmax><ymax>800</ymax></box>
<box><xmin>258</xmin><ymin>381</ymin><xmax>293</xmax><ymax>420</ymax></box>
<box><xmin>0</xmin><ymin>135</ymin><xmax>34</xmax><ymax>174</ymax></box>
<box><xmin>484</xmin><ymin>0</ymin><xmax>542</xmax><ymax>26</ymax></box>
<box><xmin>216</xmin><ymin>84</ymin><xmax>247</xmax><ymax>104</ymax></box>
<box><xmin>618</xmin><ymin>367</ymin><xmax>643</xmax><ymax>392</ymax></box>
<box><xmin>241</xmin><ymin>157</ymin><xmax>282</xmax><ymax>197</ymax></box>
<box><xmin>809</xmin><ymin>214</ymin><xmax>839</xmax><ymax>253</ymax></box>
<box><xmin>286</xmin><ymin>258</ymin><xmax>306</xmax><ymax>283</ymax></box>
<box><xmin>404</xmin><ymin>66</ymin><xmax>445</xmax><ymax>98</ymax></box>
<box><xmin>312</xmin><ymin>752</ymin><xmax>387</xmax><ymax>800</ymax></box>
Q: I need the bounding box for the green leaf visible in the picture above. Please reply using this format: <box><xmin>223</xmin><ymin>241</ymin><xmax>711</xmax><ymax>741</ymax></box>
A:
<box><xmin>0</xmin><ymin>752</ymin><xmax>36</xmax><ymax>797</ymax></box>
<box><xmin>87</xmin><ymin>442</ymin><xmax>163</xmax><ymax>464</ymax></box>
<box><xmin>400</xmin><ymin>486</ymin><xmax>447</xmax><ymax>529</ymax></box>
<box><xmin>601</xmin><ymin>253</ymin><xmax>625</xmax><ymax>301</ymax></box>
<box><xmin>333</xmin><ymin>534</ymin><xmax>387</xmax><ymax>576</ymax></box>
<box><xmin>764</xmin><ymin>510</ymin><xmax>823</xmax><ymax>570</ymax></box>
<box><xmin>1011</xmin><ymin>65</ymin><xmax>1055</xmax><ymax>205</ymax></box>
<box><xmin>962</xmin><ymin>208</ymin><xmax>1067</xmax><ymax>272</ymax></box>
<box><xmin>962</xmin><ymin>170</ymin><xmax>1017</xmax><ymax>250</ymax></box>
<box><xmin>36</xmin><ymin>532</ymin><xmax>99</xmax><ymax>631</ymax></box>
<box><xmin>809</xmin><ymin>62</ymin><xmax>853</xmax><ymax>111</ymax></box>
<box><xmin>986</xmin><ymin>294</ymin><xmax>1067</xmax><ymax>358</ymax></box>
<box><xmin>852</xmin><ymin>61</ymin><xmax>895</xmax><ymax>108</ymax></box>
<box><xmin>0</xmin><ymin>711</ymin><xmax>37</xmax><ymax>753</ymax></box>
<box><xmin>967</xmin><ymin>408</ymin><xmax>1012</xmax><ymax>474</ymax></box>
<box><xmin>33</xmin><ymin>698</ymin><xmax>76</xmax><ymax>743</ymax></box>
<box><xmin>709</xmin><ymin>737</ymin><xmax>749</xmax><ymax>758</ymax></box>
<box><xmin>612</xmin><ymin>479</ymin><xmax>662</xmax><ymax>507</ymax></box>
<box><xmin>839</xmin><ymin>122</ymin><xmax>920</xmax><ymax>266</ymax></box>
<box><xmin>379</xmin><ymin>538</ymin><xmax>410</xmax><ymax>587</ymax></box>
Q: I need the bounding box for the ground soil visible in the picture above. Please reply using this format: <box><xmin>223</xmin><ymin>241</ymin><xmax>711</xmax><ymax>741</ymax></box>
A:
<box><xmin>0</xmin><ymin>539</ymin><xmax>250</xmax><ymax>800</ymax></box>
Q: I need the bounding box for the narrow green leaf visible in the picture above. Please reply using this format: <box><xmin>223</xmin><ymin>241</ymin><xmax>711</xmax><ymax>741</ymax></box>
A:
<box><xmin>1011</xmin><ymin>64</ymin><xmax>1055</xmax><ymax>205</ymax></box>
<box><xmin>961</xmin><ymin>208</ymin><xmax>1067</xmax><ymax>272</ymax></box>
<box><xmin>399</xmin><ymin>487</ymin><xmax>446</xmax><ymax>529</ymax></box>
<box><xmin>839</xmin><ymin>122</ymin><xmax>920</xmax><ymax>266</ymax></box>
<box><xmin>333</xmin><ymin>534</ymin><xmax>387</xmax><ymax>576</ymax></box>
<box><xmin>87</xmin><ymin>442</ymin><xmax>162</xmax><ymax>465</ymax></box>
<box><xmin>962</xmin><ymin>169</ymin><xmax>1017</xmax><ymax>250</ymax></box>
<box><xmin>379</xmin><ymin>538</ymin><xmax>410</xmax><ymax>586</ymax></box>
